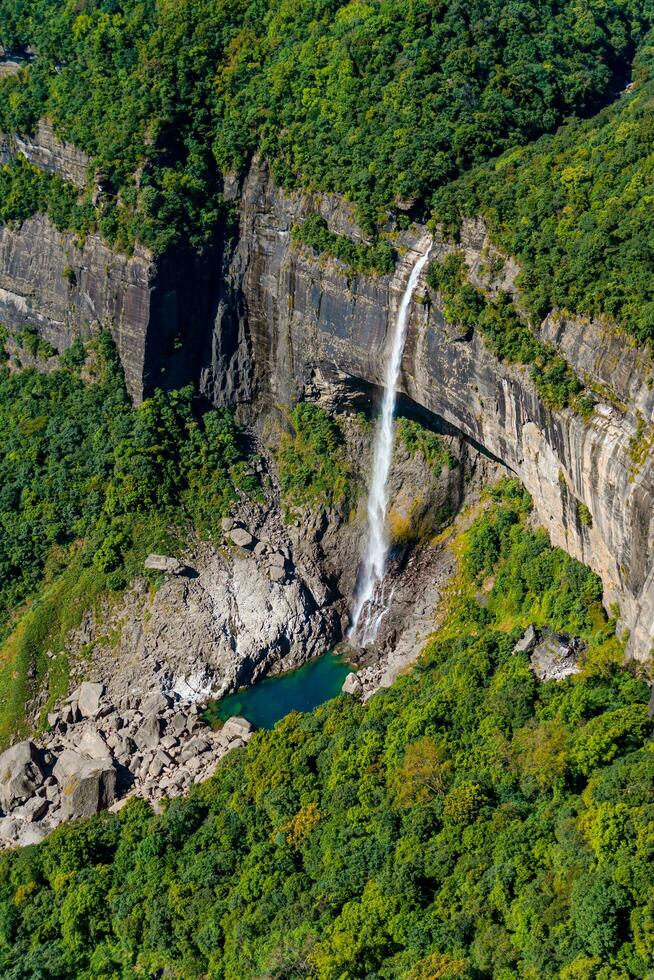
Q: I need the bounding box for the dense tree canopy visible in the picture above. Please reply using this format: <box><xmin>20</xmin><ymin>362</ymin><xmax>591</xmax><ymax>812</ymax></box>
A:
<box><xmin>0</xmin><ymin>0</ymin><xmax>652</xmax><ymax>252</ymax></box>
<box><xmin>432</xmin><ymin>40</ymin><xmax>654</xmax><ymax>343</ymax></box>
<box><xmin>0</xmin><ymin>484</ymin><xmax>650</xmax><ymax>978</ymax></box>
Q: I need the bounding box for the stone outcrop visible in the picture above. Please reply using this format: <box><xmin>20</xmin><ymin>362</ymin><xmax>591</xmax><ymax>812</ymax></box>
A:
<box><xmin>528</xmin><ymin>632</ymin><xmax>583</xmax><ymax>683</ymax></box>
<box><xmin>1</xmin><ymin>119</ymin><xmax>91</xmax><ymax>188</ymax></box>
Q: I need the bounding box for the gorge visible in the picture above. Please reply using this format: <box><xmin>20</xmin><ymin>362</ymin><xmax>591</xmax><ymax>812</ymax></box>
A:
<box><xmin>1</xmin><ymin>3</ymin><xmax>654</xmax><ymax>972</ymax></box>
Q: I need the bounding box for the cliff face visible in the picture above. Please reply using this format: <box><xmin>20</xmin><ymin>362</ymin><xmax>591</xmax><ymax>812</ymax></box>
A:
<box><xmin>212</xmin><ymin>160</ymin><xmax>654</xmax><ymax>661</ymax></box>
<box><xmin>0</xmin><ymin>214</ymin><xmax>153</xmax><ymax>400</ymax></box>
<box><xmin>0</xmin><ymin>137</ymin><xmax>652</xmax><ymax>660</ymax></box>
<box><xmin>0</xmin><ymin>121</ymin><xmax>223</xmax><ymax>402</ymax></box>
<box><xmin>0</xmin><ymin>119</ymin><xmax>90</xmax><ymax>188</ymax></box>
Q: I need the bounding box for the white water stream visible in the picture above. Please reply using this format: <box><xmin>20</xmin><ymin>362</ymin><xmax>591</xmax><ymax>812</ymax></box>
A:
<box><xmin>349</xmin><ymin>242</ymin><xmax>432</xmax><ymax>645</ymax></box>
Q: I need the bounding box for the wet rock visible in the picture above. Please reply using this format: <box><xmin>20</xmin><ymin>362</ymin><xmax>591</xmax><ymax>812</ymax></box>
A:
<box><xmin>0</xmin><ymin>742</ymin><xmax>45</xmax><ymax>811</ymax></box>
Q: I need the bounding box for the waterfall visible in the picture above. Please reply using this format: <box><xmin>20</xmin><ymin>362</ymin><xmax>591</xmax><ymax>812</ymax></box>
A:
<box><xmin>349</xmin><ymin>241</ymin><xmax>432</xmax><ymax>645</ymax></box>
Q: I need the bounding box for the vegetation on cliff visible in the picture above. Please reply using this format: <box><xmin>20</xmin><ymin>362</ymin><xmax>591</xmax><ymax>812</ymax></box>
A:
<box><xmin>0</xmin><ymin>335</ymin><xmax>257</xmax><ymax>740</ymax></box>
<box><xmin>1</xmin><ymin>0</ymin><xmax>652</xmax><ymax>253</ymax></box>
<box><xmin>0</xmin><ymin>483</ymin><xmax>650</xmax><ymax>977</ymax></box>
<box><xmin>277</xmin><ymin>403</ymin><xmax>357</xmax><ymax>518</ymax></box>
<box><xmin>292</xmin><ymin>216</ymin><xmax>395</xmax><ymax>277</ymax></box>
<box><xmin>431</xmin><ymin>46</ymin><xmax>654</xmax><ymax>344</ymax></box>
<box><xmin>427</xmin><ymin>252</ymin><xmax>593</xmax><ymax>413</ymax></box>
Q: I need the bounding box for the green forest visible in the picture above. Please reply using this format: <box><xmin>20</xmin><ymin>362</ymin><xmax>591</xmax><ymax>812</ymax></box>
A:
<box><xmin>1</xmin><ymin>2</ymin><xmax>654</xmax><ymax>977</ymax></box>
<box><xmin>0</xmin><ymin>0</ymin><xmax>653</xmax><ymax>254</ymax></box>
<box><xmin>432</xmin><ymin>43</ymin><xmax>654</xmax><ymax>343</ymax></box>
<box><xmin>1</xmin><ymin>485</ymin><xmax>651</xmax><ymax>978</ymax></box>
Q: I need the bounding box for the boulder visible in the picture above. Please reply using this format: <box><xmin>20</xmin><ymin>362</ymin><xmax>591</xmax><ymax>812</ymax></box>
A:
<box><xmin>73</xmin><ymin>729</ymin><xmax>110</xmax><ymax>760</ymax></box>
<box><xmin>220</xmin><ymin>517</ymin><xmax>235</xmax><ymax>532</ymax></box>
<box><xmin>133</xmin><ymin>714</ymin><xmax>163</xmax><ymax>752</ymax></box>
<box><xmin>0</xmin><ymin>741</ymin><xmax>44</xmax><ymax>812</ymax></box>
<box><xmin>513</xmin><ymin>625</ymin><xmax>538</xmax><ymax>655</ymax></box>
<box><xmin>342</xmin><ymin>672</ymin><xmax>363</xmax><ymax>697</ymax></box>
<box><xmin>144</xmin><ymin>554</ymin><xmax>186</xmax><ymax>575</ymax></box>
<box><xmin>76</xmin><ymin>681</ymin><xmax>105</xmax><ymax>719</ymax></box>
<box><xmin>18</xmin><ymin>796</ymin><xmax>49</xmax><ymax>823</ymax></box>
<box><xmin>53</xmin><ymin>750</ymin><xmax>117</xmax><ymax>819</ymax></box>
<box><xmin>221</xmin><ymin>716</ymin><xmax>254</xmax><ymax>742</ymax></box>
<box><xmin>140</xmin><ymin>692</ymin><xmax>172</xmax><ymax>716</ymax></box>
<box><xmin>229</xmin><ymin>527</ymin><xmax>255</xmax><ymax>549</ymax></box>
<box><xmin>268</xmin><ymin>564</ymin><xmax>286</xmax><ymax>583</ymax></box>
<box><xmin>530</xmin><ymin>634</ymin><xmax>582</xmax><ymax>682</ymax></box>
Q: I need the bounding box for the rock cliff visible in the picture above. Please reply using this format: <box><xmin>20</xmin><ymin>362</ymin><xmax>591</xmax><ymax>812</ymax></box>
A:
<box><xmin>0</xmin><ymin>140</ymin><xmax>652</xmax><ymax>660</ymax></box>
<box><xmin>0</xmin><ymin>121</ymin><xmax>223</xmax><ymax>402</ymax></box>
<box><xmin>212</xmin><ymin>160</ymin><xmax>654</xmax><ymax>661</ymax></box>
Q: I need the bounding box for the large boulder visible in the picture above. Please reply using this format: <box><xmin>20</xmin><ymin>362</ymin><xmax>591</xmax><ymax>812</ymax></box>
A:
<box><xmin>221</xmin><ymin>716</ymin><xmax>254</xmax><ymax>743</ymax></box>
<box><xmin>0</xmin><ymin>741</ymin><xmax>44</xmax><ymax>812</ymax></box>
<box><xmin>53</xmin><ymin>750</ymin><xmax>117</xmax><ymax>820</ymax></box>
<box><xmin>228</xmin><ymin>527</ymin><xmax>255</xmax><ymax>549</ymax></box>
<box><xmin>530</xmin><ymin>633</ymin><xmax>582</xmax><ymax>682</ymax></box>
<box><xmin>72</xmin><ymin>728</ymin><xmax>110</xmax><ymax>760</ymax></box>
<box><xmin>133</xmin><ymin>714</ymin><xmax>163</xmax><ymax>752</ymax></box>
<box><xmin>342</xmin><ymin>672</ymin><xmax>363</xmax><ymax>697</ymax></box>
<box><xmin>76</xmin><ymin>682</ymin><xmax>104</xmax><ymax>719</ymax></box>
<box><xmin>144</xmin><ymin>554</ymin><xmax>185</xmax><ymax>575</ymax></box>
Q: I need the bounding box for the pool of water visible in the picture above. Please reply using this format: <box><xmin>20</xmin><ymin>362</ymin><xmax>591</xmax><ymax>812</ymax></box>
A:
<box><xmin>205</xmin><ymin>652</ymin><xmax>351</xmax><ymax>730</ymax></box>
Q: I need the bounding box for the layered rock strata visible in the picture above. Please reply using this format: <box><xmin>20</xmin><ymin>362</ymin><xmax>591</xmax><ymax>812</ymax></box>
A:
<box><xmin>214</xmin><ymin>160</ymin><xmax>654</xmax><ymax>660</ymax></box>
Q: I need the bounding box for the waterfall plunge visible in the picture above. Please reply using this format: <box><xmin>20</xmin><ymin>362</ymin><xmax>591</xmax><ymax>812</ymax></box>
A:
<box><xmin>349</xmin><ymin>242</ymin><xmax>432</xmax><ymax>646</ymax></box>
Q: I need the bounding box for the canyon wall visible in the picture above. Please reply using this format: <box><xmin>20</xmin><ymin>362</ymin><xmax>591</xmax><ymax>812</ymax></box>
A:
<box><xmin>212</xmin><ymin>160</ymin><xmax>654</xmax><ymax>661</ymax></box>
<box><xmin>0</xmin><ymin>135</ymin><xmax>652</xmax><ymax>661</ymax></box>
<box><xmin>0</xmin><ymin>122</ymin><xmax>222</xmax><ymax>402</ymax></box>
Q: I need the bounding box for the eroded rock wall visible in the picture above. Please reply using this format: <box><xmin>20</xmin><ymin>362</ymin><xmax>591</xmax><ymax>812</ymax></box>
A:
<box><xmin>216</xmin><ymin>159</ymin><xmax>654</xmax><ymax>661</ymax></box>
